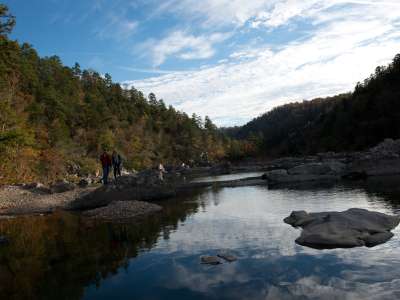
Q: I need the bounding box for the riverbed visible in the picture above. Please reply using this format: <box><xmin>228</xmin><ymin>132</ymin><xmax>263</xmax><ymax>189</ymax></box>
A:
<box><xmin>0</xmin><ymin>176</ymin><xmax>400</xmax><ymax>299</ymax></box>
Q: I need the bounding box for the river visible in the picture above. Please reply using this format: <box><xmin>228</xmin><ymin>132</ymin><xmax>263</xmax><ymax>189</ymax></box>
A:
<box><xmin>1</xmin><ymin>176</ymin><xmax>400</xmax><ymax>299</ymax></box>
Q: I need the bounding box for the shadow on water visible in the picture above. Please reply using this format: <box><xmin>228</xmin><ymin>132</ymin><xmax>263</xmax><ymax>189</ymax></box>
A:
<box><xmin>0</xmin><ymin>192</ymin><xmax>204</xmax><ymax>300</ymax></box>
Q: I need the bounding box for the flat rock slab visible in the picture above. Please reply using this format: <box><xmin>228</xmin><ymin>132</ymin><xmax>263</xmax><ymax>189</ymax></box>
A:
<box><xmin>200</xmin><ymin>256</ymin><xmax>222</xmax><ymax>265</ymax></box>
<box><xmin>83</xmin><ymin>201</ymin><xmax>162</xmax><ymax>221</ymax></box>
<box><xmin>284</xmin><ymin>208</ymin><xmax>400</xmax><ymax>249</ymax></box>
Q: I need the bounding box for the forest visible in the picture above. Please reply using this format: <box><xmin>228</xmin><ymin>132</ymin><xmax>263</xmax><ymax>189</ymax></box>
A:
<box><xmin>226</xmin><ymin>53</ymin><xmax>400</xmax><ymax>157</ymax></box>
<box><xmin>2</xmin><ymin>2</ymin><xmax>399</xmax><ymax>184</ymax></box>
<box><xmin>0</xmin><ymin>4</ymin><xmax>253</xmax><ymax>184</ymax></box>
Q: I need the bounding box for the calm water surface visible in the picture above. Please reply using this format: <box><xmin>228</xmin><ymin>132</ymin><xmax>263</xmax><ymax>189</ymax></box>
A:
<box><xmin>190</xmin><ymin>172</ymin><xmax>265</xmax><ymax>183</ymax></box>
<box><xmin>1</xmin><ymin>177</ymin><xmax>400</xmax><ymax>300</ymax></box>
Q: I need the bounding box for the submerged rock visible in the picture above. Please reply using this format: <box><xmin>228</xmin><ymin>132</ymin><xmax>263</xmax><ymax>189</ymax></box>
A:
<box><xmin>217</xmin><ymin>251</ymin><xmax>237</xmax><ymax>262</ymax></box>
<box><xmin>200</xmin><ymin>255</ymin><xmax>222</xmax><ymax>265</ymax></box>
<box><xmin>284</xmin><ymin>208</ymin><xmax>400</xmax><ymax>249</ymax></box>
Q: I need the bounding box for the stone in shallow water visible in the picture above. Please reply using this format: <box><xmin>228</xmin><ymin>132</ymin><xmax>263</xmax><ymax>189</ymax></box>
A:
<box><xmin>217</xmin><ymin>252</ymin><xmax>237</xmax><ymax>262</ymax></box>
<box><xmin>284</xmin><ymin>208</ymin><xmax>400</xmax><ymax>249</ymax></box>
<box><xmin>200</xmin><ymin>256</ymin><xmax>222</xmax><ymax>265</ymax></box>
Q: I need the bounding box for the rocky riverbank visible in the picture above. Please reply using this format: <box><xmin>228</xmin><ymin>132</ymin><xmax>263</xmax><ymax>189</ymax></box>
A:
<box><xmin>1</xmin><ymin>138</ymin><xmax>399</xmax><ymax>218</ymax></box>
<box><xmin>263</xmin><ymin>138</ymin><xmax>400</xmax><ymax>186</ymax></box>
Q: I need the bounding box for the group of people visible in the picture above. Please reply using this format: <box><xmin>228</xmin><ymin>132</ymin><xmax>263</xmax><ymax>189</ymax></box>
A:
<box><xmin>100</xmin><ymin>150</ymin><xmax>122</xmax><ymax>184</ymax></box>
<box><xmin>100</xmin><ymin>151</ymin><xmax>192</xmax><ymax>185</ymax></box>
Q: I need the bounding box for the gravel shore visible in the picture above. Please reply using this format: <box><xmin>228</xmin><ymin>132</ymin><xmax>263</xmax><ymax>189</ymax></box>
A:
<box><xmin>0</xmin><ymin>185</ymin><xmax>97</xmax><ymax>215</ymax></box>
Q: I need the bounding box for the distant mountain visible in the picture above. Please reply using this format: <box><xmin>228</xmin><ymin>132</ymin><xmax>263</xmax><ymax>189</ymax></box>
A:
<box><xmin>225</xmin><ymin>54</ymin><xmax>400</xmax><ymax>157</ymax></box>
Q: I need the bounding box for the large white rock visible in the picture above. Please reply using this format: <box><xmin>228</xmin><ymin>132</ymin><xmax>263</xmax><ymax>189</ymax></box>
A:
<box><xmin>284</xmin><ymin>208</ymin><xmax>400</xmax><ymax>249</ymax></box>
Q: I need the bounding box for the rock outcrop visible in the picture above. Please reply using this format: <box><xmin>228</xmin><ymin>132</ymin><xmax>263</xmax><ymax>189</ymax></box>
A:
<box><xmin>264</xmin><ymin>162</ymin><xmax>346</xmax><ymax>185</ymax></box>
<box><xmin>263</xmin><ymin>139</ymin><xmax>400</xmax><ymax>185</ymax></box>
<box><xmin>284</xmin><ymin>208</ymin><xmax>400</xmax><ymax>249</ymax></box>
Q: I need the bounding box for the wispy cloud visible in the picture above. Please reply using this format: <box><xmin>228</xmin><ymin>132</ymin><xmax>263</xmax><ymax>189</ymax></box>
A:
<box><xmin>138</xmin><ymin>30</ymin><xmax>232</xmax><ymax>67</ymax></box>
<box><xmin>126</xmin><ymin>0</ymin><xmax>400</xmax><ymax>126</ymax></box>
<box><xmin>118</xmin><ymin>66</ymin><xmax>187</xmax><ymax>75</ymax></box>
<box><xmin>95</xmin><ymin>14</ymin><xmax>138</xmax><ymax>40</ymax></box>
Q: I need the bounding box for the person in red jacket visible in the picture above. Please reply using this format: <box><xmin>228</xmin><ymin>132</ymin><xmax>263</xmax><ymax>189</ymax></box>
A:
<box><xmin>100</xmin><ymin>150</ymin><xmax>112</xmax><ymax>184</ymax></box>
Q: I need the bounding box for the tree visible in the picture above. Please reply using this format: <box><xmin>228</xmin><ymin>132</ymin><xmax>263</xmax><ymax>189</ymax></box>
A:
<box><xmin>72</xmin><ymin>63</ymin><xmax>81</xmax><ymax>77</ymax></box>
<box><xmin>0</xmin><ymin>4</ymin><xmax>15</xmax><ymax>36</ymax></box>
<box><xmin>204</xmin><ymin>116</ymin><xmax>217</xmax><ymax>131</ymax></box>
<box><xmin>148</xmin><ymin>92</ymin><xmax>157</xmax><ymax>106</ymax></box>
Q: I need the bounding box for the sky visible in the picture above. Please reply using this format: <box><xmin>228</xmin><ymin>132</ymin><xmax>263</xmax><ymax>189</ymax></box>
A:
<box><xmin>5</xmin><ymin>0</ymin><xmax>400</xmax><ymax>126</ymax></box>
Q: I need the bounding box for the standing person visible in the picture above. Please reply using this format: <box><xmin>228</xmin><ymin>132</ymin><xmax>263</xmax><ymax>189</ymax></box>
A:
<box><xmin>112</xmin><ymin>150</ymin><xmax>122</xmax><ymax>180</ymax></box>
<box><xmin>100</xmin><ymin>150</ymin><xmax>112</xmax><ymax>185</ymax></box>
<box><xmin>158</xmin><ymin>162</ymin><xmax>166</xmax><ymax>181</ymax></box>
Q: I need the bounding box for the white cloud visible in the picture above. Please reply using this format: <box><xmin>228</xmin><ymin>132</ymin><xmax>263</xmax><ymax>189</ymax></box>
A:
<box><xmin>124</xmin><ymin>0</ymin><xmax>400</xmax><ymax>126</ymax></box>
<box><xmin>140</xmin><ymin>30</ymin><xmax>231</xmax><ymax>67</ymax></box>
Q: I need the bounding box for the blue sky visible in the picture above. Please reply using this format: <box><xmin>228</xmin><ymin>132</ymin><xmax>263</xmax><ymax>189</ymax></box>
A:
<box><xmin>5</xmin><ymin>0</ymin><xmax>400</xmax><ymax>126</ymax></box>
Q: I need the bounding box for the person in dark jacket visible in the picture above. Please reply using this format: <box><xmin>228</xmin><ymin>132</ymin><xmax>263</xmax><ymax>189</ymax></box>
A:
<box><xmin>100</xmin><ymin>150</ymin><xmax>112</xmax><ymax>184</ymax></box>
<box><xmin>112</xmin><ymin>151</ymin><xmax>122</xmax><ymax>180</ymax></box>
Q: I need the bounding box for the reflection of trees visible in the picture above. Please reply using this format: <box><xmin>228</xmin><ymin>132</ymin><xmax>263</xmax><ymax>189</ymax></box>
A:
<box><xmin>0</xmin><ymin>195</ymin><xmax>201</xmax><ymax>300</ymax></box>
<box><xmin>357</xmin><ymin>176</ymin><xmax>400</xmax><ymax>209</ymax></box>
<box><xmin>268</xmin><ymin>176</ymin><xmax>400</xmax><ymax>210</ymax></box>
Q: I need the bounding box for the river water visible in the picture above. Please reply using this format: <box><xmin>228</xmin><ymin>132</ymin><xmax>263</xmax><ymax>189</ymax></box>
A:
<box><xmin>1</xmin><ymin>176</ymin><xmax>400</xmax><ymax>300</ymax></box>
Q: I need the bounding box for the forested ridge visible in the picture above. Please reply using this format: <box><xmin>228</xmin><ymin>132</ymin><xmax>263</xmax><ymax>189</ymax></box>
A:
<box><xmin>0</xmin><ymin>4</ymin><xmax>252</xmax><ymax>184</ymax></box>
<box><xmin>225</xmin><ymin>53</ymin><xmax>400</xmax><ymax>157</ymax></box>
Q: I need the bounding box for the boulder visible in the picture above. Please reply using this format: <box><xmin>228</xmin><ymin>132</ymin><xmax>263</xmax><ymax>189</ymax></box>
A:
<box><xmin>67</xmin><ymin>186</ymin><xmax>113</xmax><ymax>210</ymax></box>
<box><xmin>288</xmin><ymin>162</ymin><xmax>346</xmax><ymax>176</ymax></box>
<box><xmin>368</xmin><ymin>138</ymin><xmax>400</xmax><ymax>158</ymax></box>
<box><xmin>284</xmin><ymin>208</ymin><xmax>400</xmax><ymax>249</ymax></box>
<box><xmin>263</xmin><ymin>169</ymin><xmax>289</xmax><ymax>181</ymax></box>
<box><xmin>348</xmin><ymin>158</ymin><xmax>400</xmax><ymax>176</ymax></box>
<box><xmin>23</xmin><ymin>182</ymin><xmax>51</xmax><ymax>194</ymax></box>
<box><xmin>217</xmin><ymin>251</ymin><xmax>237</xmax><ymax>262</ymax></box>
<box><xmin>50</xmin><ymin>180</ymin><xmax>76</xmax><ymax>193</ymax></box>
<box><xmin>78</xmin><ymin>178</ymin><xmax>91</xmax><ymax>188</ymax></box>
<box><xmin>264</xmin><ymin>168</ymin><xmax>338</xmax><ymax>185</ymax></box>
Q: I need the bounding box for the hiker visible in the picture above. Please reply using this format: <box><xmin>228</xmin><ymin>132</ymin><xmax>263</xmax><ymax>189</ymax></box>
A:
<box><xmin>158</xmin><ymin>162</ymin><xmax>166</xmax><ymax>181</ymax></box>
<box><xmin>112</xmin><ymin>150</ymin><xmax>122</xmax><ymax>180</ymax></box>
<box><xmin>100</xmin><ymin>150</ymin><xmax>112</xmax><ymax>184</ymax></box>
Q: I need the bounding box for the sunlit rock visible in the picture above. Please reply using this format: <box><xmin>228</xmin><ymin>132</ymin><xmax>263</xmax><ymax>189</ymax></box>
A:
<box><xmin>284</xmin><ymin>208</ymin><xmax>400</xmax><ymax>249</ymax></box>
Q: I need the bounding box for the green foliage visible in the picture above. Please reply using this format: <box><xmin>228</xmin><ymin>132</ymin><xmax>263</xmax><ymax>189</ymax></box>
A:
<box><xmin>0</xmin><ymin>4</ymin><xmax>15</xmax><ymax>36</ymax></box>
<box><xmin>228</xmin><ymin>53</ymin><xmax>400</xmax><ymax>157</ymax></box>
<box><xmin>0</xmin><ymin>4</ymin><xmax>247</xmax><ymax>183</ymax></box>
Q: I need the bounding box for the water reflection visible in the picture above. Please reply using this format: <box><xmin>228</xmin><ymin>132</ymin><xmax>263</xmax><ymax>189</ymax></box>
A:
<box><xmin>1</xmin><ymin>178</ymin><xmax>400</xmax><ymax>300</ymax></box>
<box><xmin>190</xmin><ymin>172</ymin><xmax>265</xmax><ymax>183</ymax></box>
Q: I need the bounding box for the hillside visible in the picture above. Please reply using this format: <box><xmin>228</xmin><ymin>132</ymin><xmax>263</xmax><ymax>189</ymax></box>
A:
<box><xmin>226</xmin><ymin>54</ymin><xmax>400</xmax><ymax>157</ymax></box>
<box><xmin>0</xmin><ymin>5</ymin><xmax>252</xmax><ymax>184</ymax></box>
